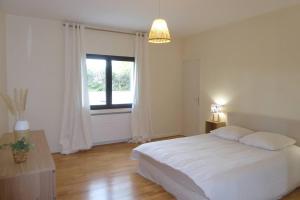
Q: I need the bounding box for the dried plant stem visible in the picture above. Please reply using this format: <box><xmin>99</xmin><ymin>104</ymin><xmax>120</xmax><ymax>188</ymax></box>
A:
<box><xmin>0</xmin><ymin>94</ymin><xmax>16</xmax><ymax>116</ymax></box>
<box><xmin>23</xmin><ymin>89</ymin><xmax>28</xmax><ymax>111</ymax></box>
<box><xmin>0</xmin><ymin>88</ymin><xmax>28</xmax><ymax>120</ymax></box>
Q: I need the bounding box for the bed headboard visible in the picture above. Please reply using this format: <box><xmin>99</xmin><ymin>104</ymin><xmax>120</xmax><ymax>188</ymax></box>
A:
<box><xmin>227</xmin><ymin>112</ymin><xmax>300</xmax><ymax>145</ymax></box>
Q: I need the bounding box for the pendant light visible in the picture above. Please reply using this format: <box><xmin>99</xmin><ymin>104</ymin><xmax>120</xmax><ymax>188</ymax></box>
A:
<box><xmin>148</xmin><ymin>0</ymin><xmax>171</xmax><ymax>43</ymax></box>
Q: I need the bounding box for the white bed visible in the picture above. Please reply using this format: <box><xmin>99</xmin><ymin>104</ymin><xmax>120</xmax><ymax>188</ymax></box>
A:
<box><xmin>132</xmin><ymin>112</ymin><xmax>300</xmax><ymax>200</ymax></box>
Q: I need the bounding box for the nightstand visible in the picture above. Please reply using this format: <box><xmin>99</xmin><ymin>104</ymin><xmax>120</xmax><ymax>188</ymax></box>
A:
<box><xmin>205</xmin><ymin>120</ymin><xmax>226</xmax><ymax>133</ymax></box>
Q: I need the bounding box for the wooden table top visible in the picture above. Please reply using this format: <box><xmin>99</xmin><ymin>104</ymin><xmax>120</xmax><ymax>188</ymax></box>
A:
<box><xmin>0</xmin><ymin>130</ymin><xmax>55</xmax><ymax>179</ymax></box>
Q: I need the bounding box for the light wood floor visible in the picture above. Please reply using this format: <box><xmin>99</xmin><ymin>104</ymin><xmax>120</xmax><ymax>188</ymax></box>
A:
<box><xmin>53</xmin><ymin>140</ymin><xmax>300</xmax><ymax>200</ymax></box>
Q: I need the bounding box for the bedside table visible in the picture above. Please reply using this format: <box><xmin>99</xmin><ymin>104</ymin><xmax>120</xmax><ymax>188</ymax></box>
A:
<box><xmin>205</xmin><ymin>120</ymin><xmax>226</xmax><ymax>133</ymax></box>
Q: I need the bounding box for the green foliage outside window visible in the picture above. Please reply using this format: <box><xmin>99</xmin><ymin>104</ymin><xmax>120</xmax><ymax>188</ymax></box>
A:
<box><xmin>87</xmin><ymin>69</ymin><xmax>105</xmax><ymax>91</ymax></box>
<box><xmin>112</xmin><ymin>67</ymin><xmax>131</xmax><ymax>91</ymax></box>
<box><xmin>87</xmin><ymin>64</ymin><xmax>132</xmax><ymax>92</ymax></box>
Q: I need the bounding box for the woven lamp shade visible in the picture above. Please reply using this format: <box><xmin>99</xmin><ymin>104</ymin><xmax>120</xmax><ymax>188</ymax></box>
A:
<box><xmin>148</xmin><ymin>18</ymin><xmax>171</xmax><ymax>43</ymax></box>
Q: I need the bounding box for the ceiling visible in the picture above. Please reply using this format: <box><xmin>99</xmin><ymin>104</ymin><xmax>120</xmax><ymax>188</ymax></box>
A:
<box><xmin>1</xmin><ymin>0</ymin><xmax>300</xmax><ymax>37</ymax></box>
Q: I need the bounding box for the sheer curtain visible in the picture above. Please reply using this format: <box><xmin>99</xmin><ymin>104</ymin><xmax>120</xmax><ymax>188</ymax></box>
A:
<box><xmin>60</xmin><ymin>23</ymin><xmax>93</xmax><ymax>154</ymax></box>
<box><xmin>130</xmin><ymin>33</ymin><xmax>152</xmax><ymax>143</ymax></box>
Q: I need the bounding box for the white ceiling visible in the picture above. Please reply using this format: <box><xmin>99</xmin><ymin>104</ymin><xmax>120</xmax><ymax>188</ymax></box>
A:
<box><xmin>1</xmin><ymin>0</ymin><xmax>300</xmax><ymax>37</ymax></box>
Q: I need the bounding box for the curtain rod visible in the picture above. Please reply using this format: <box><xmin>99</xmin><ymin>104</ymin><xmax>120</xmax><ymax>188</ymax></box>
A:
<box><xmin>63</xmin><ymin>23</ymin><xmax>146</xmax><ymax>36</ymax></box>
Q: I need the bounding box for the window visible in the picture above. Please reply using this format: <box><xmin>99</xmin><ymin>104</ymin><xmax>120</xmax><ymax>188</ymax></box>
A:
<box><xmin>86</xmin><ymin>54</ymin><xmax>134</xmax><ymax>110</ymax></box>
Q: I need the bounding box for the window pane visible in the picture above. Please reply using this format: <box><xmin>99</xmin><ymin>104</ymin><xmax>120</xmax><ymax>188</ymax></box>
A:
<box><xmin>112</xmin><ymin>60</ymin><xmax>134</xmax><ymax>104</ymax></box>
<box><xmin>86</xmin><ymin>58</ymin><xmax>106</xmax><ymax>105</ymax></box>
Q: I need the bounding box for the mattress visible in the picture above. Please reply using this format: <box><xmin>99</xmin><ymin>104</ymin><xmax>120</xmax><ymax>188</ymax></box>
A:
<box><xmin>138</xmin><ymin>153</ymin><xmax>208</xmax><ymax>200</ymax></box>
<box><xmin>132</xmin><ymin>134</ymin><xmax>300</xmax><ymax>200</ymax></box>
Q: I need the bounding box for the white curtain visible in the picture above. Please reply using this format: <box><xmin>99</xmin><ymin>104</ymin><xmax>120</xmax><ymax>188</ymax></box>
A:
<box><xmin>60</xmin><ymin>23</ymin><xmax>93</xmax><ymax>154</ymax></box>
<box><xmin>130</xmin><ymin>33</ymin><xmax>152</xmax><ymax>143</ymax></box>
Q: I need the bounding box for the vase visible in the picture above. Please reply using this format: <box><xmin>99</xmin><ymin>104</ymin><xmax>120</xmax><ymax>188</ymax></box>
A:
<box><xmin>14</xmin><ymin>120</ymin><xmax>31</xmax><ymax>141</ymax></box>
<box><xmin>12</xmin><ymin>149</ymin><xmax>28</xmax><ymax>163</ymax></box>
<box><xmin>14</xmin><ymin>120</ymin><xmax>30</xmax><ymax>133</ymax></box>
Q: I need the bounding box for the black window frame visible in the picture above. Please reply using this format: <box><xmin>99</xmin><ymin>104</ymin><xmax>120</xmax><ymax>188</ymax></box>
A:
<box><xmin>86</xmin><ymin>54</ymin><xmax>135</xmax><ymax>110</ymax></box>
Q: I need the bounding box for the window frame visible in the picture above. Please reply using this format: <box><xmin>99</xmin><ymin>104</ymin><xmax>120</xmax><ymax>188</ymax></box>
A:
<box><xmin>86</xmin><ymin>54</ymin><xmax>135</xmax><ymax>110</ymax></box>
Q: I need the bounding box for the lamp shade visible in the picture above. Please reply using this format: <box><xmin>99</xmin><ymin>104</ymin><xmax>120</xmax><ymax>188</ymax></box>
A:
<box><xmin>211</xmin><ymin>104</ymin><xmax>222</xmax><ymax>113</ymax></box>
<box><xmin>148</xmin><ymin>18</ymin><xmax>171</xmax><ymax>44</ymax></box>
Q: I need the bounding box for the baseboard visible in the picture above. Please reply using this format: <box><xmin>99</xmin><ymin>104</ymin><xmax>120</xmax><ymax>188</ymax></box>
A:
<box><xmin>52</xmin><ymin>139</ymin><xmax>135</xmax><ymax>154</ymax></box>
<box><xmin>150</xmin><ymin>131</ymin><xmax>183</xmax><ymax>139</ymax></box>
<box><xmin>93</xmin><ymin>131</ymin><xmax>182</xmax><ymax>146</ymax></box>
<box><xmin>183</xmin><ymin>131</ymin><xmax>202</xmax><ymax>137</ymax></box>
<box><xmin>52</xmin><ymin>132</ymin><xmax>183</xmax><ymax>154</ymax></box>
<box><xmin>93</xmin><ymin>138</ymin><xmax>131</xmax><ymax>146</ymax></box>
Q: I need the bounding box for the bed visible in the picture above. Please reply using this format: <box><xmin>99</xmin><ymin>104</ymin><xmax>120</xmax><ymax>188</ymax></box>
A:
<box><xmin>131</xmin><ymin>112</ymin><xmax>300</xmax><ymax>200</ymax></box>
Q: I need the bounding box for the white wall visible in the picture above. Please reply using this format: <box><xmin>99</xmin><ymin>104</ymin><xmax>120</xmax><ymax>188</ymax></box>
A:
<box><xmin>183</xmin><ymin>5</ymin><xmax>300</xmax><ymax>133</ymax></box>
<box><xmin>5</xmin><ymin>14</ymin><xmax>183</xmax><ymax>152</ymax></box>
<box><xmin>0</xmin><ymin>11</ymin><xmax>8</xmax><ymax>135</ymax></box>
<box><xmin>6</xmin><ymin>15</ymin><xmax>65</xmax><ymax>151</ymax></box>
<box><xmin>148</xmin><ymin>41</ymin><xmax>183</xmax><ymax>136</ymax></box>
<box><xmin>85</xmin><ymin>30</ymin><xmax>134</xmax><ymax>56</ymax></box>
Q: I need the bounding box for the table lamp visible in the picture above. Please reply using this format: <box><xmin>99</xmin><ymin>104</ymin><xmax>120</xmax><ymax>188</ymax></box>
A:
<box><xmin>211</xmin><ymin>103</ymin><xmax>222</xmax><ymax>122</ymax></box>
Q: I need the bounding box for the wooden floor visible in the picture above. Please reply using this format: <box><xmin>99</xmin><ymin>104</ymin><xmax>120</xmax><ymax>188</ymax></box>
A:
<box><xmin>53</xmin><ymin>140</ymin><xmax>300</xmax><ymax>200</ymax></box>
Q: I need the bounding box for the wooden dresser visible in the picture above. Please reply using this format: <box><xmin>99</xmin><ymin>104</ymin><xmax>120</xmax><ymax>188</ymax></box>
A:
<box><xmin>205</xmin><ymin>120</ymin><xmax>226</xmax><ymax>133</ymax></box>
<box><xmin>0</xmin><ymin>130</ymin><xmax>56</xmax><ymax>200</ymax></box>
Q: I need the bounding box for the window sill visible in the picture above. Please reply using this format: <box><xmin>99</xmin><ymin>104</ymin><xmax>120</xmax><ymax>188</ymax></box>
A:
<box><xmin>90</xmin><ymin>108</ymin><xmax>132</xmax><ymax>116</ymax></box>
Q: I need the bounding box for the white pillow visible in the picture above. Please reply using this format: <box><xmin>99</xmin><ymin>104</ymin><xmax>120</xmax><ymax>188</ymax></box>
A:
<box><xmin>210</xmin><ymin>126</ymin><xmax>254</xmax><ymax>141</ymax></box>
<box><xmin>239</xmin><ymin>132</ymin><xmax>296</xmax><ymax>151</ymax></box>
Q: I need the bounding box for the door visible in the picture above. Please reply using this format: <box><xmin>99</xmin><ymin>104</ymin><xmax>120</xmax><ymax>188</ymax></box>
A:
<box><xmin>183</xmin><ymin>60</ymin><xmax>200</xmax><ymax>136</ymax></box>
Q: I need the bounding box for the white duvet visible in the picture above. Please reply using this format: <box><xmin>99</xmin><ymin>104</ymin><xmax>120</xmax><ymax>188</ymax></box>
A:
<box><xmin>132</xmin><ymin>134</ymin><xmax>300</xmax><ymax>200</ymax></box>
